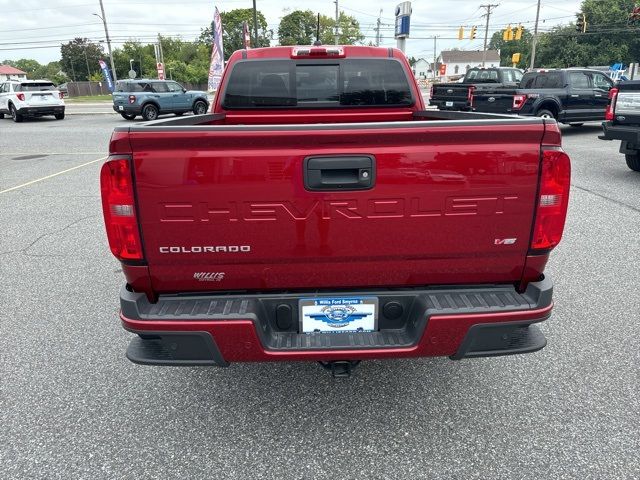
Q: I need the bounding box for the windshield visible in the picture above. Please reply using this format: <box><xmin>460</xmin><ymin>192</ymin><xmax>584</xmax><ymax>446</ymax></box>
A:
<box><xmin>222</xmin><ymin>59</ymin><xmax>413</xmax><ymax>109</ymax></box>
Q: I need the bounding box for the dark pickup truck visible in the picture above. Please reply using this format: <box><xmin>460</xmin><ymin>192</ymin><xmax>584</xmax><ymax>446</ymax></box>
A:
<box><xmin>473</xmin><ymin>69</ymin><xmax>615</xmax><ymax>125</ymax></box>
<box><xmin>600</xmin><ymin>80</ymin><xmax>640</xmax><ymax>172</ymax></box>
<box><xmin>101</xmin><ymin>45</ymin><xmax>571</xmax><ymax>376</ymax></box>
<box><xmin>429</xmin><ymin>67</ymin><xmax>523</xmax><ymax>111</ymax></box>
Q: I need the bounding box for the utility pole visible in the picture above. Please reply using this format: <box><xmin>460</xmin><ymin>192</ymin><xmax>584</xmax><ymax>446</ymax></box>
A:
<box><xmin>252</xmin><ymin>0</ymin><xmax>259</xmax><ymax>47</ymax></box>
<box><xmin>529</xmin><ymin>0</ymin><xmax>541</xmax><ymax>70</ymax></box>
<box><xmin>433</xmin><ymin>36</ymin><xmax>437</xmax><ymax>79</ymax></box>
<box><xmin>95</xmin><ymin>0</ymin><xmax>117</xmax><ymax>82</ymax></box>
<box><xmin>334</xmin><ymin>0</ymin><xmax>340</xmax><ymax>45</ymax></box>
<box><xmin>480</xmin><ymin>4</ymin><xmax>499</xmax><ymax>67</ymax></box>
<box><xmin>375</xmin><ymin>9</ymin><xmax>382</xmax><ymax>47</ymax></box>
<box><xmin>157</xmin><ymin>33</ymin><xmax>164</xmax><ymax>65</ymax></box>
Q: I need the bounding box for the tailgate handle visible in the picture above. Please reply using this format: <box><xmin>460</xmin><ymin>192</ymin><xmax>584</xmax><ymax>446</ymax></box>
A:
<box><xmin>304</xmin><ymin>156</ymin><xmax>375</xmax><ymax>191</ymax></box>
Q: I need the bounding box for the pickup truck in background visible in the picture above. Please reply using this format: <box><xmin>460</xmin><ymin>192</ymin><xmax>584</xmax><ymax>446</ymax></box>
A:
<box><xmin>101</xmin><ymin>45</ymin><xmax>571</xmax><ymax>377</ymax></box>
<box><xmin>600</xmin><ymin>80</ymin><xmax>640</xmax><ymax>172</ymax></box>
<box><xmin>429</xmin><ymin>67</ymin><xmax>523</xmax><ymax>111</ymax></box>
<box><xmin>473</xmin><ymin>68</ymin><xmax>614</xmax><ymax>125</ymax></box>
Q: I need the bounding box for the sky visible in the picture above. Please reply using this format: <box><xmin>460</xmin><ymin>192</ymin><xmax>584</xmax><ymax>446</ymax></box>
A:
<box><xmin>0</xmin><ymin>0</ymin><xmax>583</xmax><ymax>65</ymax></box>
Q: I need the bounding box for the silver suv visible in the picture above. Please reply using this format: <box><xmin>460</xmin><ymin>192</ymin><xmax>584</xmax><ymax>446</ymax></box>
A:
<box><xmin>0</xmin><ymin>80</ymin><xmax>65</xmax><ymax>122</ymax></box>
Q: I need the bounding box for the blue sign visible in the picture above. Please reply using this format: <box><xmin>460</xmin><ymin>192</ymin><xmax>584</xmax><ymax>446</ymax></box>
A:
<box><xmin>395</xmin><ymin>15</ymin><xmax>411</xmax><ymax>37</ymax></box>
<box><xmin>98</xmin><ymin>59</ymin><xmax>114</xmax><ymax>92</ymax></box>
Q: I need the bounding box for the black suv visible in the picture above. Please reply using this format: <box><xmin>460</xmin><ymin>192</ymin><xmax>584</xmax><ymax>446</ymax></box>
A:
<box><xmin>112</xmin><ymin>79</ymin><xmax>209</xmax><ymax>121</ymax></box>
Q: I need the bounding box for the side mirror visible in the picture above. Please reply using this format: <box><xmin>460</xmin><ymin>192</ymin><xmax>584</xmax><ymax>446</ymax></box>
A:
<box><xmin>183</xmin><ymin>88</ymin><xmax>187</xmax><ymax>93</ymax></box>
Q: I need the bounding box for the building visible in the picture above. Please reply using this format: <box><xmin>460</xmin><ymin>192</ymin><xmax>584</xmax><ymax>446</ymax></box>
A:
<box><xmin>436</xmin><ymin>50</ymin><xmax>501</xmax><ymax>81</ymax></box>
<box><xmin>412</xmin><ymin>58</ymin><xmax>432</xmax><ymax>79</ymax></box>
<box><xmin>0</xmin><ymin>65</ymin><xmax>28</xmax><ymax>81</ymax></box>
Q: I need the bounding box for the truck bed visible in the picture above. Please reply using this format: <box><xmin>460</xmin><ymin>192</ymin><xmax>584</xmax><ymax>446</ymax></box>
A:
<box><xmin>111</xmin><ymin>111</ymin><xmax>550</xmax><ymax>295</ymax></box>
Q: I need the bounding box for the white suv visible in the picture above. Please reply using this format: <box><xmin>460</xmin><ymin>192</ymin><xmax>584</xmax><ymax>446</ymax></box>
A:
<box><xmin>0</xmin><ymin>80</ymin><xmax>65</xmax><ymax>122</ymax></box>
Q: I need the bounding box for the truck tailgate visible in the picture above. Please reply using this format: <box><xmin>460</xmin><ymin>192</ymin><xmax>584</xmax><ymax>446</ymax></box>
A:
<box><xmin>125</xmin><ymin>120</ymin><xmax>545</xmax><ymax>293</ymax></box>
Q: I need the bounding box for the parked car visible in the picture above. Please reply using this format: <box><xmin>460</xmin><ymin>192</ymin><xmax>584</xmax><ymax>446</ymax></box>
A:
<box><xmin>112</xmin><ymin>79</ymin><xmax>209</xmax><ymax>121</ymax></box>
<box><xmin>0</xmin><ymin>80</ymin><xmax>65</xmax><ymax>122</ymax></box>
<box><xmin>101</xmin><ymin>45</ymin><xmax>570</xmax><ymax>376</ymax></box>
<box><xmin>472</xmin><ymin>68</ymin><xmax>614</xmax><ymax>125</ymax></box>
<box><xmin>599</xmin><ymin>80</ymin><xmax>640</xmax><ymax>172</ymax></box>
<box><xmin>429</xmin><ymin>67</ymin><xmax>523</xmax><ymax>111</ymax></box>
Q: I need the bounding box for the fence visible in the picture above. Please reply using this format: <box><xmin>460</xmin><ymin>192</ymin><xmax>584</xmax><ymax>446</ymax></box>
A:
<box><xmin>66</xmin><ymin>80</ymin><xmax>208</xmax><ymax>97</ymax></box>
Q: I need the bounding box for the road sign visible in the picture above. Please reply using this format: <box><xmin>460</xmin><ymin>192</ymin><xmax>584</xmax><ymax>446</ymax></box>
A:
<box><xmin>128</xmin><ymin>69</ymin><xmax>137</xmax><ymax>79</ymax></box>
<box><xmin>439</xmin><ymin>64</ymin><xmax>447</xmax><ymax>76</ymax></box>
<box><xmin>156</xmin><ymin>62</ymin><xmax>165</xmax><ymax>80</ymax></box>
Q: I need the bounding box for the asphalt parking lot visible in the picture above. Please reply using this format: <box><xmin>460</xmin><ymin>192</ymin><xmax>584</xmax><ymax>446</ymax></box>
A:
<box><xmin>1</xmin><ymin>113</ymin><xmax>639</xmax><ymax>479</ymax></box>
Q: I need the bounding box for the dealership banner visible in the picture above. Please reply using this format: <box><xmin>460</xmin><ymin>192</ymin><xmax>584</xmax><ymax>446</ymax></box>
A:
<box><xmin>98</xmin><ymin>60</ymin><xmax>114</xmax><ymax>92</ymax></box>
<box><xmin>243</xmin><ymin>21</ymin><xmax>251</xmax><ymax>49</ymax></box>
<box><xmin>207</xmin><ymin>6</ymin><xmax>224</xmax><ymax>92</ymax></box>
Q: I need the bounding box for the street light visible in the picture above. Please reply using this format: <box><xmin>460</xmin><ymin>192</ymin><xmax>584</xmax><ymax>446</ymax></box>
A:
<box><xmin>92</xmin><ymin>1</ymin><xmax>117</xmax><ymax>82</ymax></box>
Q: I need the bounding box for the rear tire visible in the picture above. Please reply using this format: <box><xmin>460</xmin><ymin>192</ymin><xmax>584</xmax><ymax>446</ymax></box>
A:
<box><xmin>536</xmin><ymin>109</ymin><xmax>556</xmax><ymax>120</ymax></box>
<box><xmin>141</xmin><ymin>104</ymin><xmax>159</xmax><ymax>121</ymax></box>
<box><xmin>569</xmin><ymin>123</ymin><xmax>584</xmax><ymax>127</ymax></box>
<box><xmin>54</xmin><ymin>113</ymin><xmax>65</xmax><ymax>120</ymax></box>
<box><xmin>626</xmin><ymin>152</ymin><xmax>640</xmax><ymax>172</ymax></box>
<box><xmin>10</xmin><ymin>104</ymin><xmax>23</xmax><ymax>123</ymax></box>
<box><xmin>0</xmin><ymin>113</ymin><xmax>4</xmax><ymax>119</ymax></box>
<box><xmin>193</xmin><ymin>100</ymin><xmax>207</xmax><ymax>115</ymax></box>
<box><xmin>120</xmin><ymin>113</ymin><xmax>136</xmax><ymax>120</ymax></box>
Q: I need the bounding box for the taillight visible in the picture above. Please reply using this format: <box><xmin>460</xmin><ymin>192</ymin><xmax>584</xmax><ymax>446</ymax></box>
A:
<box><xmin>100</xmin><ymin>157</ymin><xmax>144</xmax><ymax>261</ymax></box>
<box><xmin>59</xmin><ymin>92</ymin><xmax>64</xmax><ymax>99</ymax></box>
<box><xmin>530</xmin><ymin>148</ymin><xmax>571</xmax><ymax>252</ymax></box>
<box><xmin>129</xmin><ymin>95</ymin><xmax>136</xmax><ymax>104</ymax></box>
<box><xmin>467</xmin><ymin>86</ymin><xmax>475</xmax><ymax>107</ymax></box>
<box><xmin>512</xmin><ymin>94</ymin><xmax>528</xmax><ymax>110</ymax></box>
<box><xmin>16</xmin><ymin>93</ymin><xmax>25</xmax><ymax>101</ymax></box>
<box><xmin>605</xmin><ymin>87</ymin><xmax>618</xmax><ymax>121</ymax></box>
<box><xmin>291</xmin><ymin>47</ymin><xmax>345</xmax><ymax>58</ymax></box>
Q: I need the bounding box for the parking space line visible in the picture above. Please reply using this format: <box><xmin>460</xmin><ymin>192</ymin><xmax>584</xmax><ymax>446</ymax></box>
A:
<box><xmin>0</xmin><ymin>156</ymin><xmax>107</xmax><ymax>194</ymax></box>
<box><xmin>0</xmin><ymin>152</ymin><xmax>106</xmax><ymax>156</ymax></box>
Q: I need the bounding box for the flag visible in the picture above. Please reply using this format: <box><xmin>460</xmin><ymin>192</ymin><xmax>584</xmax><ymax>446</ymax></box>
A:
<box><xmin>243</xmin><ymin>21</ymin><xmax>251</xmax><ymax>49</ymax></box>
<box><xmin>207</xmin><ymin>6</ymin><xmax>224</xmax><ymax>92</ymax></box>
<box><xmin>98</xmin><ymin>59</ymin><xmax>114</xmax><ymax>92</ymax></box>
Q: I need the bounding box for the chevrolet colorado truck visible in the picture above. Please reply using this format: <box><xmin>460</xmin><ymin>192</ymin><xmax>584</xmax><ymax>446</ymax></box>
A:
<box><xmin>472</xmin><ymin>69</ymin><xmax>614</xmax><ymax>125</ymax></box>
<box><xmin>101</xmin><ymin>45</ymin><xmax>571</xmax><ymax>376</ymax></box>
<box><xmin>599</xmin><ymin>80</ymin><xmax>640</xmax><ymax>172</ymax></box>
<box><xmin>429</xmin><ymin>67</ymin><xmax>523</xmax><ymax>111</ymax></box>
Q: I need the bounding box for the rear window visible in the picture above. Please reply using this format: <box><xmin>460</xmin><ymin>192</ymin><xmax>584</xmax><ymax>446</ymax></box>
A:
<box><xmin>520</xmin><ymin>72</ymin><xmax>564</xmax><ymax>89</ymax></box>
<box><xmin>17</xmin><ymin>82</ymin><xmax>55</xmax><ymax>91</ymax></box>
<box><xmin>222</xmin><ymin>59</ymin><xmax>413</xmax><ymax>109</ymax></box>
<box><xmin>503</xmin><ymin>69</ymin><xmax>523</xmax><ymax>83</ymax></box>
<box><xmin>465</xmin><ymin>69</ymin><xmax>499</xmax><ymax>83</ymax></box>
<box><xmin>115</xmin><ymin>81</ymin><xmax>148</xmax><ymax>92</ymax></box>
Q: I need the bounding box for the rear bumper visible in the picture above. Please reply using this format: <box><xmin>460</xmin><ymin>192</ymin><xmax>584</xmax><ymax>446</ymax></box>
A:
<box><xmin>113</xmin><ymin>104</ymin><xmax>143</xmax><ymax>115</ymax></box>
<box><xmin>429</xmin><ymin>100</ymin><xmax>471</xmax><ymax>111</ymax></box>
<box><xmin>599</xmin><ymin>122</ymin><xmax>640</xmax><ymax>146</ymax></box>
<box><xmin>120</xmin><ymin>278</ymin><xmax>553</xmax><ymax>366</ymax></box>
<box><xmin>18</xmin><ymin>105</ymin><xmax>65</xmax><ymax>116</ymax></box>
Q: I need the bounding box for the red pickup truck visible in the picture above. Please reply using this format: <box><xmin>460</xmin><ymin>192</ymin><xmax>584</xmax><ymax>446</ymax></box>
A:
<box><xmin>101</xmin><ymin>45</ymin><xmax>570</xmax><ymax>376</ymax></box>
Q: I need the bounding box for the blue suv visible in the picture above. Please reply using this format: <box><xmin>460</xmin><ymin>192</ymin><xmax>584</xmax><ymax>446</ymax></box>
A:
<box><xmin>112</xmin><ymin>79</ymin><xmax>209</xmax><ymax>121</ymax></box>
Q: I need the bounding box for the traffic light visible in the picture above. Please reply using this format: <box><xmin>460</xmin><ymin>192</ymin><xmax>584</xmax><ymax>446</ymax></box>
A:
<box><xmin>514</xmin><ymin>25</ymin><xmax>523</xmax><ymax>40</ymax></box>
<box><xmin>576</xmin><ymin>14</ymin><xmax>587</xmax><ymax>33</ymax></box>
<box><xmin>458</xmin><ymin>26</ymin><xmax>464</xmax><ymax>40</ymax></box>
<box><xmin>470</xmin><ymin>26</ymin><xmax>477</xmax><ymax>39</ymax></box>
<box><xmin>502</xmin><ymin>25</ymin><xmax>514</xmax><ymax>41</ymax></box>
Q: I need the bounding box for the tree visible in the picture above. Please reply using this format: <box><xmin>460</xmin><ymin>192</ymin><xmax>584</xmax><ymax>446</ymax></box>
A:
<box><xmin>278</xmin><ymin>10</ymin><xmax>317</xmax><ymax>45</ymax></box>
<box><xmin>200</xmin><ymin>8</ymin><xmax>271</xmax><ymax>59</ymax></box>
<box><xmin>489</xmin><ymin>28</ymin><xmax>533</xmax><ymax>68</ymax></box>
<box><xmin>60</xmin><ymin>38</ymin><xmax>105</xmax><ymax>81</ymax></box>
<box><xmin>277</xmin><ymin>10</ymin><xmax>364</xmax><ymax>46</ymax></box>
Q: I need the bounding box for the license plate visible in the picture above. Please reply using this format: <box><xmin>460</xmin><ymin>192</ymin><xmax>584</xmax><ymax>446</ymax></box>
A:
<box><xmin>118</xmin><ymin>105</ymin><xmax>124</xmax><ymax>111</ymax></box>
<box><xmin>445</xmin><ymin>101</ymin><xmax>454</xmax><ymax>107</ymax></box>
<box><xmin>299</xmin><ymin>297</ymin><xmax>378</xmax><ymax>334</ymax></box>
